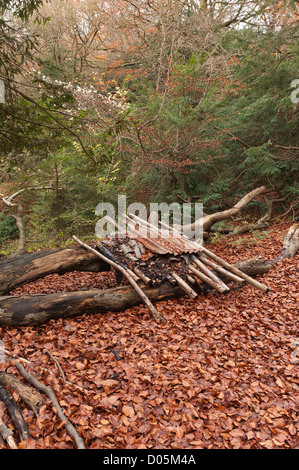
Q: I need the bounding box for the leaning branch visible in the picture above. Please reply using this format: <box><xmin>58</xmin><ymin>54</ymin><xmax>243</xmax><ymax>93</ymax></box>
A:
<box><xmin>0</xmin><ymin>246</ymin><xmax>109</xmax><ymax>296</ymax></box>
<box><xmin>182</xmin><ymin>186</ymin><xmax>266</xmax><ymax>234</ymax></box>
<box><xmin>72</xmin><ymin>235</ymin><xmax>163</xmax><ymax>322</ymax></box>
<box><xmin>11</xmin><ymin>361</ymin><xmax>86</xmax><ymax>449</ymax></box>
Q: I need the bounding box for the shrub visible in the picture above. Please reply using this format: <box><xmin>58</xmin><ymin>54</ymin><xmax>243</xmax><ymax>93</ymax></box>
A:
<box><xmin>0</xmin><ymin>213</ymin><xmax>19</xmax><ymax>241</ymax></box>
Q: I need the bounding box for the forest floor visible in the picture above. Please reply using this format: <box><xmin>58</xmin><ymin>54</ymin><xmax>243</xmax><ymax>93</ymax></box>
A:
<box><xmin>0</xmin><ymin>220</ymin><xmax>298</xmax><ymax>449</ymax></box>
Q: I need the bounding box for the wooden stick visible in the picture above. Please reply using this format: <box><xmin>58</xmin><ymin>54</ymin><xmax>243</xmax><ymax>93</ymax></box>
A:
<box><xmin>100</xmin><ymin>242</ymin><xmax>140</xmax><ymax>283</ymax></box>
<box><xmin>133</xmin><ymin>267</ymin><xmax>151</xmax><ymax>285</ymax></box>
<box><xmin>0</xmin><ymin>417</ymin><xmax>18</xmax><ymax>449</ymax></box>
<box><xmin>189</xmin><ymin>265</ymin><xmax>229</xmax><ymax>293</ymax></box>
<box><xmin>200</xmin><ymin>256</ymin><xmax>244</xmax><ymax>283</ymax></box>
<box><xmin>130</xmin><ymin>213</ymin><xmax>201</xmax><ymax>255</ymax></box>
<box><xmin>191</xmin><ymin>255</ymin><xmax>230</xmax><ymax>291</ymax></box>
<box><xmin>158</xmin><ymin>219</ymin><xmax>202</xmax><ymax>251</ymax></box>
<box><xmin>198</xmin><ymin>246</ymin><xmax>269</xmax><ymax>293</ymax></box>
<box><xmin>12</xmin><ymin>360</ymin><xmax>86</xmax><ymax>449</ymax></box>
<box><xmin>124</xmin><ymin>217</ymin><xmax>169</xmax><ymax>254</ymax></box>
<box><xmin>72</xmin><ymin>235</ymin><xmax>163</xmax><ymax>322</ymax></box>
<box><xmin>171</xmin><ymin>272</ymin><xmax>198</xmax><ymax>299</ymax></box>
<box><xmin>0</xmin><ymin>386</ymin><xmax>31</xmax><ymax>441</ymax></box>
<box><xmin>129</xmin><ymin>239</ymin><xmax>143</xmax><ymax>258</ymax></box>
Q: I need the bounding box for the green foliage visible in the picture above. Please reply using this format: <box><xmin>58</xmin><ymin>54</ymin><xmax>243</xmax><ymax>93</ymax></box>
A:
<box><xmin>0</xmin><ymin>213</ymin><xmax>18</xmax><ymax>241</ymax></box>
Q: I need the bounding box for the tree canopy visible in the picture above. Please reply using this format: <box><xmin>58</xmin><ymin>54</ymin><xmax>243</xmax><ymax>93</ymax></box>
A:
<box><xmin>0</xmin><ymin>0</ymin><xmax>298</xmax><ymax>251</ymax></box>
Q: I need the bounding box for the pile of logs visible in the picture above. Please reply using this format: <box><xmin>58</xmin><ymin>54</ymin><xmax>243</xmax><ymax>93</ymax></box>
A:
<box><xmin>0</xmin><ymin>222</ymin><xmax>297</xmax><ymax>327</ymax></box>
<box><xmin>72</xmin><ymin>214</ymin><xmax>269</xmax><ymax>321</ymax></box>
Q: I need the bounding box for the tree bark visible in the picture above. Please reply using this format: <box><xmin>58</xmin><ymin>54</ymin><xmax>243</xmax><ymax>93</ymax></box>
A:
<box><xmin>0</xmin><ymin>246</ymin><xmax>110</xmax><ymax>295</ymax></box>
<box><xmin>0</xmin><ymin>386</ymin><xmax>31</xmax><ymax>441</ymax></box>
<box><xmin>182</xmin><ymin>186</ymin><xmax>266</xmax><ymax>235</ymax></box>
<box><xmin>0</xmin><ymin>372</ymin><xmax>43</xmax><ymax>417</ymax></box>
<box><xmin>277</xmin><ymin>224</ymin><xmax>299</xmax><ymax>260</ymax></box>
<box><xmin>0</xmin><ymin>282</ymin><xmax>183</xmax><ymax>326</ymax></box>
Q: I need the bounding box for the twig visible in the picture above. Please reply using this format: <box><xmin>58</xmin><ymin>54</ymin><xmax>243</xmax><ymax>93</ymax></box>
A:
<box><xmin>12</xmin><ymin>361</ymin><xmax>86</xmax><ymax>449</ymax></box>
<box><xmin>0</xmin><ymin>386</ymin><xmax>31</xmax><ymax>441</ymax></box>
<box><xmin>44</xmin><ymin>350</ymin><xmax>85</xmax><ymax>392</ymax></box>
<box><xmin>0</xmin><ymin>372</ymin><xmax>43</xmax><ymax>417</ymax></box>
<box><xmin>72</xmin><ymin>235</ymin><xmax>163</xmax><ymax>322</ymax></box>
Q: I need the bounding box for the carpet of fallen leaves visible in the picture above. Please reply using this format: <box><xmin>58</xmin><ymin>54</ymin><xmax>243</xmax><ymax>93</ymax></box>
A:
<box><xmin>0</xmin><ymin>222</ymin><xmax>298</xmax><ymax>449</ymax></box>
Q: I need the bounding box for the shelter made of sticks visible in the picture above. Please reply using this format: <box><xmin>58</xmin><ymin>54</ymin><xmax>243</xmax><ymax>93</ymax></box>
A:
<box><xmin>74</xmin><ymin>214</ymin><xmax>268</xmax><ymax>322</ymax></box>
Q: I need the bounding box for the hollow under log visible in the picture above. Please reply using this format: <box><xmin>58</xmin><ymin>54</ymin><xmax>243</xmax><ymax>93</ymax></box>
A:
<box><xmin>0</xmin><ymin>246</ymin><xmax>110</xmax><ymax>295</ymax></box>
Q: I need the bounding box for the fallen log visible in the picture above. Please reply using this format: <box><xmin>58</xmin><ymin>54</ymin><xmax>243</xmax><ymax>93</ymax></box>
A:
<box><xmin>0</xmin><ymin>282</ymin><xmax>183</xmax><ymax>326</ymax></box>
<box><xmin>181</xmin><ymin>186</ymin><xmax>266</xmax><ymax>234</ymax></box>
<box><xmin>0</xmin><ymin>246</ymin><xmax>110</xmax><ymax>295</ymax></box>
<box><xmin>0</xmin><ymin>372</ymin><xmax>43</xmax><ymax>417</ymax></box>
<box><xmin>189</xmin><ymin>264</ymin><xmax>229</xmax><ymax>293</ymax></box>
<box><xmin>72</xmin><ymin>235</ymin><xmax>163</xmax><ymax>322</ymax></box>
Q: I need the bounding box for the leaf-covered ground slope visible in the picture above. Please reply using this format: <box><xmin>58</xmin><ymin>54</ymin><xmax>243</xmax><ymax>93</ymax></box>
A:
<box><xmin>0</xmin><ymin>222</ymin><xmax>298</xmax><ymax>449</ymax></box>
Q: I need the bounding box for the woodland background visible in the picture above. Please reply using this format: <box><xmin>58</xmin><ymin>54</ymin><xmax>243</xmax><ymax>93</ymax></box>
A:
<box><xmin>0</xmin><ymin>0</ymin><xmax>298</xmax><ymax>251</ymax></box>
<box><xmin>0</xmin><ymin>0</ymin><xmax>298</xmax><ymax>451</ymax></box>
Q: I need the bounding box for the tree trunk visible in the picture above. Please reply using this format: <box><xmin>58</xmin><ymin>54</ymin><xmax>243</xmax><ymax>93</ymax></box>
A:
<box><xmin>0</xmin><ymin>246</ymin><xmax>110</xmax><ymax>295</ymax></box>
<box><xmin>182</xmin><ymin>186</ymin><xmax>266</xmax><ymax>234</ymax></box>
<box><xmin>277</xmin><ymin>224</ymin><xmax>299</xmax><ymax>260</ymax></box>
<box><xmin>0</xmin><ymin>282</ymin><xmax>182</xmax><ymax>326</ymax></box>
